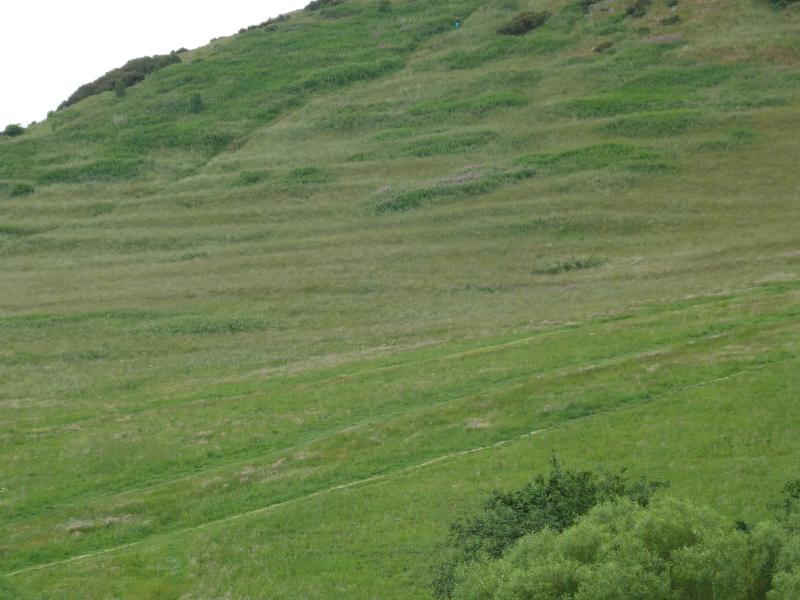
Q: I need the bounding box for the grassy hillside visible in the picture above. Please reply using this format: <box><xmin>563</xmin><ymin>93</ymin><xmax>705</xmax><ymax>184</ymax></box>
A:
<box><xmin>1</xmin><ymin>0</ymin><xmax>799</xmax><ymax>597</ymax></box>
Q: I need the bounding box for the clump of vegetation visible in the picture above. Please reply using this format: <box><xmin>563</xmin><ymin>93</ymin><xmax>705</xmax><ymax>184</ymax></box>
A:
<box><xmin>768</xmin><ymin>0</ymin><xmax>800</xmax><ymax>8</ymax></box>
<box><xmin>593</xmin><ymin>40</ymin><xmax>614</xmax><ymax>53</ymax></box>
<box><xmin>662</xmin><ymin>14</ymin><xmax>681</xmax><ymax>25</ymax></box>
<box><xmin>432</xmin><ymin>458</ymin><xmax>664</xmax><ymax>598</ymax></box>
<box><xmin>59</xmin><ymin>53</ymin><xmax>181</xmax><ymax>109</ymax></box>
<box><xmin>189</xmin><ymin>94</ymin><xmax>204</xmax><ymax>114</ymax></box>
<box><xmin>10</xmin><ymin>182</ymin><xmax>35</xmax><ymax>197</ymax></box>
<box><xmin>450</xmin><ymin>494</ymin><xmax>800</xmax><ymax>599</ymax></box>
<box><xmin>114</xmin><ymin>79</ymin><xmax>127</xmax><ymax>98</ymax></box>
<box><xmin>305</xmin><ymin>0</ymin><xmax>345</xmax><ymax>11</ymax></box>
<box><xmin>497</xmin><ymin>11</ymin><xmax>550</xmax><ymax>36</ymax></box>
<box><xmin>439</xmin><ymin>471</ymin><xmax>800</xmax><ymax>600</ymax></box>
<box><xmin>534</xmin><ymin>257</ymin><xmax>605</xmax><ymax>275</ymax></box>
<box><xmin>2</xmin><ymin>124</ymin><xmax>25</xmax><ymax>137</ymax></box>
<box><xmin>284</xmin><ymin>166</ymin><xmax>331</xmax><ymax>185</ymax></box>
<box><xmin>233</xmin><ymin>170</ymin><xmax>269</xmax><ymax>186</ymax></box>
<box><xmin>626</xmin><ymin>0</ymin><xmax>653</xmax><ymax>17</ymax></box>
<box><xmin>0</xmin><ymin>181</ymin><xmax>35</xmax><ymax>197</ymax></box>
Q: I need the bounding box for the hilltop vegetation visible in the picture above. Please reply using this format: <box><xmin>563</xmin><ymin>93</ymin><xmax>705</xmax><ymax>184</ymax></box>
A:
<box><xmin>1</xmin><ymin>0</ymin><xmax>799</xmax><ymax>597</ymax></box>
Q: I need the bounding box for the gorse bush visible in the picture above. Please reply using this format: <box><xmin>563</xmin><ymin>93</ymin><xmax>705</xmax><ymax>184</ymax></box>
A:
<box><xmin>432</xmin><ymin>457</ymin><xmax>665</xmax><ymax>597</ymax></box>
<box><xmin>3</xmin><ymin>124</ymin><xmax>25</xmax><ymax>137</ymax></box>
<box><xmin>59</xmin><ymin>52</ymin><xmax>181</xmax><ymax>109</ymax></box>
<box><xmin>497</xmin><ymin>11</ymin><xmax>550</xmax><ymax>36</ymax></box>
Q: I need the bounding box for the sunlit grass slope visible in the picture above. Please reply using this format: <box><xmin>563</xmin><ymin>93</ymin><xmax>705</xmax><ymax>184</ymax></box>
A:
<box><xmin>1</xmin><ymin>0</ymin><xmax>799</xmax><ymax>597</ymax></box>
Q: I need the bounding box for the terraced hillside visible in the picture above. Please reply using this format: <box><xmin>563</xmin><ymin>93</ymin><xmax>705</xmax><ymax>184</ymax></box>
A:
<box><xmin>1</xmin><ymin>0</ymin><xmax>799</xmax><ymax>597</ymax></box>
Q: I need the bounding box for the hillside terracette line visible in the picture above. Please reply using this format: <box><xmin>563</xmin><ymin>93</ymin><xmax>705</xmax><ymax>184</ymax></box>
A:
<box><xmin>5</xmin><ymin>357</ymin><xmax>790</xmax><ymax>579</ymax></box>
<box><xmin>8</xmin><ymin>312</ymin><xmax>776</xmax><ymax>520</ymax></box>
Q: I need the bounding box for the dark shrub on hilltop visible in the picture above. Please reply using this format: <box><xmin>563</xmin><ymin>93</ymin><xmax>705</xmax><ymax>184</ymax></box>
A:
<box><xmin>305</xmin><ymin>0</ymin><xmax>344</xmax><ymax>11</ymax></box>
<box><xmin>58</xmin><ymin>52</ymin><xmax>181</xmax><ymax>109</ymax></box>
<box><xmin>3</xmin><ymin>124</ymin><xmax>25</xmax><ymax>137</ymax></box>
<box><xmin>497</xmin><ymin>11</ymin><xmax>550</xmax><ymax>36</ymax></box>
<box><xmin>431</xmin><ymin>457</ymin><xmax>665</xmax><ymax>598</ymax></box>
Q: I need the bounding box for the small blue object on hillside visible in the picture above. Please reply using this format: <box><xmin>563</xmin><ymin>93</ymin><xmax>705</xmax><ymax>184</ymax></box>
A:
<box><xmin>454</xmin><ymin>17</ymin><xmax>461</xmax><ymax>29</ymax></box>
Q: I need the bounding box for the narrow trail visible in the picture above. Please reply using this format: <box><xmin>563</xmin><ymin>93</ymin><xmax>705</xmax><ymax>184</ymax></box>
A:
<box><xmin>7</xmin><ymin>357</ymin><xmax>789</xmax><ymax>579</ymax></box>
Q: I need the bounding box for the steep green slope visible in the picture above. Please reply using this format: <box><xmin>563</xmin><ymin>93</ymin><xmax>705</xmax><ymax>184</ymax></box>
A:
<box><xmin>1</xmin><ymin>0</ymin><xmax>800</xmax><ymax>597</ymax></box>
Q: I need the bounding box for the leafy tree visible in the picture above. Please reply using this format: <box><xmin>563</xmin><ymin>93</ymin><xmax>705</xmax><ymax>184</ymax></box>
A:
<box><xmin>432</xmin><ymin>457</ymin><xmax>664</xmax><ymax>597</ymax></box>
<box><xmin>452</xmin><ymin>497</ymin><xmax>800</xmax><ymax>600</ymax></box>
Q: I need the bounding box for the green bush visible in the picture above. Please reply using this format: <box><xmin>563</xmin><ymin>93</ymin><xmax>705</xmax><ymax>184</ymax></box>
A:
<box><xmin>305</xmin><ymin>0</ymin><xmax>344</xmax><ymax>11</ymax></box>
<box><xmin>432</xmin><ymin>457</ymin><xmax>664</xmax><ymax>598</ymax></box>
<box><xmin>114</xmin><ymin>79</ymin><xmax>127</xmax><ymax>98</ymax></box>
<box><xmin>497</xmin><ymin>11</ymin><xmax>550</xmax><ymax>36</ymax></box>
<box><xmin>10</xmin><ymin>182</ymin><xmax>35</xmax><ymax>197</ymax></box>
<box><xmin>3</xmin><ymin>124</ymin><xmax>25</xmax><ymax>137</ymax></box>
<box><xmin>59</xmin><ymin>53</ymin><xmax>180</xmax><ymax>109</ymax></box>
<box><xmin>189</xmin><ymin>94</ymin><xmax>204</xmax><ymax>114</ymax></box>
<box><xmin>451</xmin><ymin>496</ymin><xmax>800</xmax><ymax>600</ymax></box>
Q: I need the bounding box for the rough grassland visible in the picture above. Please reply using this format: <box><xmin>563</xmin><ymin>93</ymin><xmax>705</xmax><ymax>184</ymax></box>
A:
<box><xmin>1</xmin><ymin>0</ymin><xmax>800</xmax><ymax>597</ymax></box>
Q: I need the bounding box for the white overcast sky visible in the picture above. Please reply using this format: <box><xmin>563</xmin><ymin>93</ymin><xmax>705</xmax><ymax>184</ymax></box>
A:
<box><xmin>0</xmin><ymin>1</ymin><xmax>309</xmax><ymax>127</ymax></box>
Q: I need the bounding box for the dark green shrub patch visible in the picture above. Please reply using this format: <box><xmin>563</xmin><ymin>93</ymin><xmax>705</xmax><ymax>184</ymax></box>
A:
<box><xmin>533</xmin><ymin>257</ymin><xmax>605</xmax><ymax>275</ymax></box>
<box><xmin>0</xmin><ymin>225</ymin><xmax>45</xmax><ymax>237</ymax></box>
<box><xmin>497</xmin><ymin>11</ymin><xmax>550</xmax><ymax>36</ymax></box>
<box><xmin>9</xmin><ymin>182</ymin><xmax>35</xmax><ymax>197</ymax></box>
<box><xmin>59</xmin><ymin>53</ymin><xmax>181</xmax><ymax>109</ymax></box>
<box><xmin>189</xmin><ymin>94</ymin><xmax>204</xmax><ymax>114</ymax></box>
<box><xmin>305</xmin><ymin>0</ymin><xmax>344</xmax><ymax>11</ymax></box>
<box><xmin>2</xmin><ymin>124</ymin><xmax>25</xmax><ymax>137</ymax></box>
<box><xmin>432</xmin><ymin>458</ymin><xmax>664</xmax><ymax>598</ymax></box>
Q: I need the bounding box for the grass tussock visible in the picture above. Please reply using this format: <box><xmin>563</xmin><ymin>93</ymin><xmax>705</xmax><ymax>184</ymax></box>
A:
<box><xmin>533</xmin><ymin>257</ymin><xmax>606</xmax><ymax>275</ymax></box>
<box><xmin>497</xmin><ymin>11</ymin><xmax>550</xmax><ymax>36</ymax></box>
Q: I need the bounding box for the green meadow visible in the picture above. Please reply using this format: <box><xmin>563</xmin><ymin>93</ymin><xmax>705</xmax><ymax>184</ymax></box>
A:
<box><xmin>1</xmin><ymin>0</ymin><xmax>799</xmax><ymax>597</ymax></box>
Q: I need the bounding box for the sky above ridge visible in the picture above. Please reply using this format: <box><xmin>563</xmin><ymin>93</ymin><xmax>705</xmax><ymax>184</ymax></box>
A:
<box><xmin>0</xmin><ymin>0</ymin><xmax>308</xmax><ymax>127</ymax></box>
